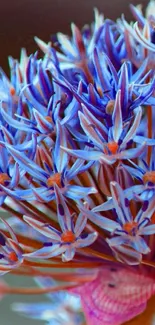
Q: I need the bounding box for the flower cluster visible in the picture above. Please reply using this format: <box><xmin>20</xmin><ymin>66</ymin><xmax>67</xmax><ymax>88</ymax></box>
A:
<box><xmin>0</xmin><ymin>2</ymin><xmax>155</xmax><ymax>325</ymax></box>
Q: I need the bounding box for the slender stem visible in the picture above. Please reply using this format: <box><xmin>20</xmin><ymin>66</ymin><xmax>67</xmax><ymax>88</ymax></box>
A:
<box><xmin>23</xmin><ymin>259</ymin><xmax>102</xmax><ymax>268</ymax></box>
<box><xmin>4</xmin><ymin>283</ymin><xmax>79</xmax><ymax>295</ymax></box>
<box><xmin>13</xmin><ymin>199</ymin><xmax>58</xmax><ymax>227</ymax></box>
<box><xmin>80</xmin><ymin>247</ymin><xmax>116</xmax><ymax>262</ymax></box>
<box><xmin>11</xmin><ymin>268</ymin><xmax>97</xmax><ymax>282</ymax></box>
<box><xmin>2</xmin><ymin>230</ymin><xmax>42</xmax><ymax>249</ymax></box>
<box><xmin>2</xmin><ymin>203</ymin><xmax>23</xmax><ymax>221</ymax></box>
<box><xmin>141</xmin><ymin>259</ymin><xmax>155</xmax><ymax>268</ymax></box>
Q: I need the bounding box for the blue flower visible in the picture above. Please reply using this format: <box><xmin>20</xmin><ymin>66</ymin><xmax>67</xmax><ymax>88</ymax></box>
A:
<box><xmin>61</xmin><ymin>100</ymin><xmax>148</xmax><ymax>165</ymax></box>
<box><xmin>0</xmin><ymin>218</ymin><xmax>23</xmax><ymax>275</ymax></box>
<box><xmin>24</xmin><ymin>184</ymin><xmax>97</xmax><ymax>261</ymax></box>
<box><xmin>0</xmin><ymin>55</ymin><xmax>66</xmax><ymax>136</ymax></box>
<box><xmin>121</xmin><ymin>2</ymin><xmax>155</xmax><ymax>70</ymax></box>
<box><xmin>0</xmin><ymin>145</ymin><xmax>20</xmax><ymax>205</ymax></box>
<box><xmin>121</xmin><ymin>148</ymin><xmax>155</xmax><ymax>202</ymax></box>
<box><xmin>0</xmin><ymin>121</ymin><xmax>96</xmax><ymax>202</ymax></box>
<box><xmin>80</xmin><ymin>182</ymin><xmax>155</xmax><ymax>264</ymax></box>
<box><xmin>35</xmin><ymin>9</ymin><xmax>104</xmax><ymax>83</ymax></box>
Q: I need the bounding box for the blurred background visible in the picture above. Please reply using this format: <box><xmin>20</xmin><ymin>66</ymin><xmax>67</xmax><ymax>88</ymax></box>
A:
<box><xmin>0</xmin><ymin>0</ymin><xmax>148</xmax><ymax>74</ymax></box>
<box><xmin>0</xmin><ymin>0</ymin><xmax>151</xmax><ymax>324</ymax></box>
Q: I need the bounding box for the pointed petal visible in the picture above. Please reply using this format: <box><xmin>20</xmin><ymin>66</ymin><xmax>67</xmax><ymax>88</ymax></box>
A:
<box><xmin>139</xmin><ymin>224</ymin><xmax>155</xmax><ymax>235</ymax></box>
<box><xmin>78</xmin><ymin>111</ymin><xmax>103</xmax><ymax>150</ymax></box>
<box><xmin>54</xmin><ymin>184</ymin><xmax>71</xmax><ymax>232</ymax></box>
<box><xmin>23</xmin><ymin>216</ymin><xmax>61</xmax><ymax>240</ymax></box>
<box><xmin>62</xmin><ymin>247</ymin><xmax>75</xmax><ymax>262</ymax></box>
<box><xmin>61</xmin><ymin>147</ymin><xmax>102</xmax><ymax>161</ymax></box>
<box><xmin>25</xmin><ymin>244</ymin><xmax>66</xmax><ymax>259</ymax></box>
<box><xmin>110</xmin><ymin>182</ymin><xmax>131</xmax><ymax>223</ymax></box>
<box><xmin>74</xmin><ymin>213</ymin><xmax>87</xmax><ymax>237</ymax></box>
<box><xmin>75</xmin><ymin>232</ymin><xmax>98</xmax><ymax>248</ymax></box>
<box><xmin>123</xmin><ymin>107</ymin><xmax>142</xmax><ymax>146</ymax></box>
<box><xmin>106</xmin><ymin>236</ymin><xmax>127</xmax><ymax>247</ymax></box>
<box><xmin>3</xmin><ymin>144</ymin><xmax>48</xmax><ymax>182</ymax></box>
<box><xmin>132</xmin><ymin>236</ymin><xmax>150</xmax><ymax>254</ymax></box>
<box><xmin>65</xmin><ymin>185</ymin><xmax>97</xmax><ymax>200</ymax></box>
<box><xmin>79</xmin><ymin>206</ymin><xmax>119</xmax><ymax>232</ymax></box>
<box><xmin>54</xmin><ymin>121</ymin><xmax>68</xmax><ymax>172</ymax></box>
<box><xmin>112</xmin><ymin>90</ymin><xmax>123</xmax><ymax>142</ymax></box>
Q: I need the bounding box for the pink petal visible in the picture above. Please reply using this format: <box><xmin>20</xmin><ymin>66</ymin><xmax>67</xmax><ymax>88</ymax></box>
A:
<box><xmin>70</xmin><ymin>267</ymin><xmax>155</xmax><ymax>325</ymax></box>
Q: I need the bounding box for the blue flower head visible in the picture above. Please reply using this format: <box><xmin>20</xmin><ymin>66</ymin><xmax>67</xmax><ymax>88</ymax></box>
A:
<box><xmin>0</xmin><ymin>3</ymin><xmax>155</xmax><ymax>325</ymax></box>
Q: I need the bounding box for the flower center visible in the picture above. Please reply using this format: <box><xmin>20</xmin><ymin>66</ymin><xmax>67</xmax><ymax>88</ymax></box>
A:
<box><xmin>9</xmin><ymin>251</ymin><xmax>18</xmax><ymax>262</ymax></box>
<box><xmin>123</xmin><ymin>221</ymin><xmax>138</xmax><ymax>234</ymax></box>
<box><xmin>0</xmin><ymin>173</ymin><xmax>10</xmax><ymax>185</ymax></box>
<box><xmin>61</xmin><ymin>230</ymin><xmax>76</xmax><ymax>243</ymax></box>
<box><xmin>107</xmin><ymin>142</ymin><xmax>118</xmax><ymax>154</ymax></box>
<box><xmin>46</xmin><ymin>173</ymin><xmax>62</xmax><ymax>188</ymax></box>
<box><xmin>143</xmin><ymin>171</ymin><xmax>155</xmax><ymax>184</ymax></box>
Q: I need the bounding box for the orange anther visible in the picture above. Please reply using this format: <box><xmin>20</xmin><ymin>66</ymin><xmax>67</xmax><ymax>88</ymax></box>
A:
<box><xmin>0</xmin><ymin>173</ymin><xmax>10</xmax><ymax>185</ymax></box>
<box><xmin>45</xmin><ymin>116</ymin><xmax>53</xmax><ymax>123</ymax></box>
<box><xmin>106</xmin><ymin>100</ymin><xmax>115</xmax><ymax>114</ymax></box>
<box><xmin>123</xmin><ymin>221</ymin><xmax>138</xmax><ymax>234</ymax></box>
<box><xmin>107</xmin><ymin>142</ymin><xmax>118</xmax><ymax>154</ymax></box>
<box><xmin>61</xmin><ymin>230</ymin><xmax>76</xmax><ymax>243</ymax></box>
<box><xmin>10</xmin><ymin>87</ymin><xmax>16</xmax><ymax>96</ymax></box>
<box><xmin>46</xmin><ymin>173</ymin><xmax>62</xmax><ymax>188</ymax></box>
<box><xmin>97</xmin><ymin>86</ymin><xmax>103</xmax><ymax>97</ymax></box>
<box><xmin>9</xmin><ymin>251</ymin><xmax>18</xmax><ymax>262</ymax></box>
<box><xmin>143</xmin><ymin>171</ymin><xmax>155</xmax><ymax>184</ymax></box>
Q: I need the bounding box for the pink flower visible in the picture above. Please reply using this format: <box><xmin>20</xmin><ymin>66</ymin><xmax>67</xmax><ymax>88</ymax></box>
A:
<box><xmin>69</xmin><ymin>266</ymin><xmax>155</xmax><ymax>325</ymax></box>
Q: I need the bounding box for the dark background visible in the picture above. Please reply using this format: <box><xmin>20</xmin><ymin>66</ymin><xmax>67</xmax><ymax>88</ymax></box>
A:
<box><xmin>0</xmin><ymin>0</ymin><xmax>150</xmax><ymax>324</ymax></box>
<box><xmin>0</xmin><ymin>0</ymin><xmax>148</xmax><ymax>75</ymax></box>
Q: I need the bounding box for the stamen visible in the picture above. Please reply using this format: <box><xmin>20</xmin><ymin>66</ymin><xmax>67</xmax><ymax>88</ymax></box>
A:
<box><xmin>97</xmin><ymin>86</ymin><xmax>103</xmax><ymax>97</ymax></box>
<box><xmin>107</xmin><ymin>142</ymin><xmax>119</xmax><ymax>154</ymax></box>
<box><xmin>46</xmin><ymin>172</ymin><xmax>62</xmax><ymax>187</ymax></box>
<box><xmin>143</xmin><ymin>171</ymin><xmax>155</xmax><ymax>184</ymax></box>
<box><xmin>45</xmin><ymin>116</ymin><xmax>53</xmax><ymax>123</ymax></box>
<box><xmin>105</xmin><ymin>100</ymin><xmax>115</xmax><ymax>114</ymax></box>
<box><xmin>10</xmin><ymin>87</ymin><xmax>16</xmax><ymax>96</ymax></box>
<box><xmin>9</xmin><ymin>251</ymin><xmax>18</xmax><ymax>262</ymax></box>
<box><xmin>61</xmin><ymin>230</ymin><xmax>76</xmax><ymax>243</ymax></box>
<box><xmin>0</xmin><ymin>173</ymin><xmax>10</xmax><ymax>185</ymax></box>
<box><xmin>123</xmin><ymin>221</ymin><xmax>138</xmax><ymax>234</ymax></box>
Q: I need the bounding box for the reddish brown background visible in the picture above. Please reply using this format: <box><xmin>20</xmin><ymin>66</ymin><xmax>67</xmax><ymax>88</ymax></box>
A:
<box><xmin>0</xmin><ymin>0</ymin><xmax>148</xmax><ymax>74</ymax></box>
